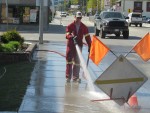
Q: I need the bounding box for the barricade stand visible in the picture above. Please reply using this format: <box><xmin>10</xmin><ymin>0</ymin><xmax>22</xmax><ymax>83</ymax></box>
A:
<box><xmin>91</xmin><ymin>88</ymin><xmax>125</xmax><ymax>102</ymax></box>
<box><xmin>91</xmin><ymin>85</ymin><xmax>140</xmax><ymax>109</ymax></box>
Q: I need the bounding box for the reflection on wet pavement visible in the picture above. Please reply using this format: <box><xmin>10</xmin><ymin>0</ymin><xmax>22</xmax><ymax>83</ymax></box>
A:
<box><xmin>18</xmin><ymin>42</ymin><xmax>150</xmax><ymax>113</ymax></box>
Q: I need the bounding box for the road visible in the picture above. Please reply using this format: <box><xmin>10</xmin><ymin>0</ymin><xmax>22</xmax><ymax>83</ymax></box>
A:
<box><xmin>50</xmin><ymin>15</ymin><xmax>150</xmax><ymax>58</ymax></box>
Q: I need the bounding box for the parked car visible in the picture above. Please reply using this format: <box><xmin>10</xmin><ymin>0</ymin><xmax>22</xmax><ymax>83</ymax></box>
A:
<box><xmin>142</xmin><ymin>16</ymin><xmax>147</xmax><ymax>23</ymax></box>
<box><xmin>146</xmin><ymin>18</ymin><xmax>150</xmax><ymax>23</ymax></box>
<box><xmin>66</xmin><ymin>13</ymin><xmax>69</xmax><ymax>16</ymax></box>
<box><xmin>94</xmin><ymin>11</ymin><xmax>129</xmax><ymax>39</ymax></box>
<box><xmin>60</xmin><ymin>12</ymin><xmax>67</xmax><ymax>17</ymax></box>
<box><xmin>126</xmin><ymin>12</ymin><xmax>143</xmax><ymax>27</ymax></box>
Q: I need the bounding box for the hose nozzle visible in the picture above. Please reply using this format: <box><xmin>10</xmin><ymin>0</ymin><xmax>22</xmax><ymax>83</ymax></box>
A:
<box><xmin>73</xmin><ymin>36</ymin><xmax>77</xmax><ymax>45</ymax></box>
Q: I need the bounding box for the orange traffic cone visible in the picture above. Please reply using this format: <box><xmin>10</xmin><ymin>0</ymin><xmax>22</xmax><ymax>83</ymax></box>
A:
<box><xmin>128</xmin><ymin>94</ymin><xmax>139</xmax><ymax>108</ymax></box>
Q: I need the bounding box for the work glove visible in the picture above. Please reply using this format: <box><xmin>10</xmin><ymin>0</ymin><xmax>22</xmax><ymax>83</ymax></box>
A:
<box><xmin>68</xmin><ymin>32</ymin><xmax>75</xmax><ymax>40</ymax></box>
<box><xmin>67</xmin><ymin>35</ymin><xmax>73</xmax><ymax>40</ymax></box>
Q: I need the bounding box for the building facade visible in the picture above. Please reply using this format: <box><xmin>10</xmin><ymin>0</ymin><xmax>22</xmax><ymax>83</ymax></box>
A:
<box><xmin>0</xmin><ymin>0</ymin><xmax>51</xmax><ymax>30</ymax></box>
<box><xmin>114</xmin><ymin>0</ymin><xmax>150</xmax><ymax>17</ymax></box>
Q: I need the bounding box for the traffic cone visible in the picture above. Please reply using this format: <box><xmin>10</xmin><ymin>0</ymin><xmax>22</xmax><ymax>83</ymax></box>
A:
<box><xmin>128</xmin><ymin>94</ymin><xmax>139</xmax><ymax>108</ymax></box>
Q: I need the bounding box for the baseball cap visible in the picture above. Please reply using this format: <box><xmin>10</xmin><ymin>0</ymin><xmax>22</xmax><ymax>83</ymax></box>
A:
<box><xmin>76</xmin><ymin>11</ymin><xmax>82</xmax><ymax>17</ymax></box>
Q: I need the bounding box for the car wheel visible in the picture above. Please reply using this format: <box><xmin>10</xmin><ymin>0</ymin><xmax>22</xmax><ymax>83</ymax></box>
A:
<box><xmin>94</xmin><ymin>26</ymin><xmax>100</xmax><ymax>36</ymax></box>
<box><xmin>100</xmin><ymin>29</ymin><xmax>105</xmax><ymax>39</ymax></box>
<box><xmin>115</xmin><ymin>32</ymin><xmax>120</xmax><ymax>37</ymax></box>
<box><xmin>140</xmin><ymin>23</ymin><xmax>142</xmax><ymax>27</ymax></box>
<box><xmin>123</xmin><ymin>31</ymin><xmax>129</xmax><ymax>39</ymax></box>
<box><xmin>129</xmin><ymin>23</ymin><xmax>131</xmax><ymax>26</ymax></box>
<box><xmin>135</xmin><ymin>24</ymin><xmax>138</xmax><ymax>27</ymax></box>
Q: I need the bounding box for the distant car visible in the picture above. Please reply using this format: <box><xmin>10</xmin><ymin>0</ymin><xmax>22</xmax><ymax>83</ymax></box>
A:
<box><xmin>146</xmin><ymin>18</ymin><xmax>150</xmax><ymax>23</ymax></box>
<box><xmin>126</xmin><ymin>12</ymin><xmax>143</xmax><ymax>27</ymax></box>
<box><xmin>66</xmin><ymin>13</ymin><xmax>69</xmax><ymax>16</ymax></box>
<box><xmin>142</xmin><ymin>16</ymin><xmax>147</xmax><ymax>23</ymax></box>
<box><xmin>60</xmin><ymin>12</ymin><xmax>67</xmax><ymax>17</ymax></box>
<box><xmin>94</xmin><ymin>13</ymin><xmax>99</xmax><ymax>19</ymax></box>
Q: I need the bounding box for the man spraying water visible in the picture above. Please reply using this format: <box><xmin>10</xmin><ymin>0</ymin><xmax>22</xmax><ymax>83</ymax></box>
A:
<box><xmin>65</xmin><ymin>11</ymin><xmax>91</xmax><ymax>83</ymax></box>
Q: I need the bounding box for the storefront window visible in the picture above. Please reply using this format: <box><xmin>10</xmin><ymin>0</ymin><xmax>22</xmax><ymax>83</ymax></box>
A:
<box><xmin>23</xmin><ymin>7</ymin><xmax>31</xmax><ymax>23</ymax></box>
<box><xmin>134</xmin><ymin>2</ymin><xmax>142</xmax><ymax>12</ymax></box>
<box><xmin>147</xmin><ymin>2</ymin><xmax>150</xmax><ymax>12</ymax></box>
<box><xmin>134</xmin><ymin>2</ymin><xmax>142</xmax><ymax>10</ymax></box>
<box><xmin>0</xmin><ymin>5</ymin><xmax>39</xmax><ymax>24</ymax></box>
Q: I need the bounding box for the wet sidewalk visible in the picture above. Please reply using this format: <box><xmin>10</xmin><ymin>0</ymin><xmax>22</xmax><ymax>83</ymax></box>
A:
<box><xmin>1</xmin><ymin>41</ymin><xmax>150</xmax><ymax>113</ymax></box>
<box><xmin>16</xmin><ymin>41</ymin><xmax>142</xmax><ymax>113</ymax></box>
<box><xmin>17</xmin><ymin>41</ymin><xmax>123</xmax><ymax>113</ymax></box>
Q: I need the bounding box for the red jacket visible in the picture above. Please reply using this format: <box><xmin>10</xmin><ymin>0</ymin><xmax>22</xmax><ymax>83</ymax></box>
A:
<box><xmin>66</xmin><ymin>21</ymin><xmax>91</xmax><ymax>48</ymax></box>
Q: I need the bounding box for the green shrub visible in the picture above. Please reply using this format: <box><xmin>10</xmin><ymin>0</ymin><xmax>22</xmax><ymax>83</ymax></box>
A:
<box><xmin>1</xmin><ymin>30</ymin><xmax>24</xmax><ymax>44</ymax></box>
<box><xmin>0</xmin><ymin>41</ymin><xmax>20</xmax><ymax>52</ymax></box>
<box><xmin>0</xmin><ymin>43</ymin><xmax>14</xmax><ymax>52</ymax></box>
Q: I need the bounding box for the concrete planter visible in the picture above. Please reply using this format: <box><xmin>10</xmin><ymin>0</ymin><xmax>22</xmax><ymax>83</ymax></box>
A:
<box><xmin>0</xmin><ymin>43</ymin><xmax>37</xmax><ymax>64</ymax></box>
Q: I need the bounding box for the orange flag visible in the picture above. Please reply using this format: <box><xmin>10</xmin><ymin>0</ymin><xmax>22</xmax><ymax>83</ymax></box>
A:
<box><xmin>89</xmin><ymin>35</ymin><xmax>110</xmax><ymax>65</ymax></box>
<box><xmin>133</xmin><ymin>33</ymin><xmax>150</xmax><ymax>61</ymax></box>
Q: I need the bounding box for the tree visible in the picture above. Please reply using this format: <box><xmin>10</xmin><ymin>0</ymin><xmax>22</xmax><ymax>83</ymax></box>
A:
<box><xmin>71</xmin><ymin>0</ymin><xmax>79</xmax><ymax>5</ymax></box>
<box><xmin>87</xmin><ymin>0</ymin><xmax>97</xmax><ymax>14</ymax></box>
<box><xmin>71</xmin><ymin>0</ymin><xmax>118</xmax><ymax>14</ymax></box>
<box><xmin>110</xmin><ymin>0</ymin><xmax>117</xmax><ymax>7</ymax></box>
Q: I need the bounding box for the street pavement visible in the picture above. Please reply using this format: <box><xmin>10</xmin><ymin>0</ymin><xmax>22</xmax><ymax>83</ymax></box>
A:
<box><xmin>1</xmin><ymin>16</ymin><xmax>150</xmax><ymax>113</ymax></box>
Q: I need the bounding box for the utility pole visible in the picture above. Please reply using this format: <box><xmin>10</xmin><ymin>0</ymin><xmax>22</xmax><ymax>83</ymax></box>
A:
<box><xmin>83</xmin><ymin>0</ymin><xmax>84</xmax><ymax>14</ymax></box>
<box><xmin>123</xmin><ymin>0</ymin><xmax>125</xmax><ymax>13</ymax></box>
<box><xmin>97</xmin><ymin>0</ymin><xmax>98</xmax><ymax>12</ymax></box>
<box><xmin>100</xmin><ymin>0</ymin><xmax>102</xmax><ymax>11</ymax></box>
<box><xmin>39</xmin><ymin>0</ymin><xmax>44</xmax><ymax>44</ymax></box>
<box><xmin>5</xmin><ymin>0</ymin><xmax>8</xmax><ymax>30</ymax></box>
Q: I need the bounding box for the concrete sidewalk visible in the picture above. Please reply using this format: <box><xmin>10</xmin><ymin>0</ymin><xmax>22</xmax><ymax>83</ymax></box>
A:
<box><xmin>18</xmin><ymin>41</ymin><xmax>112</xmax><ymax>113</ymax></box>
<box><xmin>0</xmin><ymin>41</ymin><xmax>116</xmax><ymax>113</ymax></box>
<box><xmin>17</xmin><ymin>41</ymin><xmax>150</xmax><ymax>113</ymax></box>
<box><xmin>1</xmin><ymin>41</ymin><xmax>150</xmax><ymax>113</ymax></box>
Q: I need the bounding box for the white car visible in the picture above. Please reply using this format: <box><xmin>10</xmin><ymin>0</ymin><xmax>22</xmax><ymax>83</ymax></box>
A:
<box><xmin>146</xmin><ymin>18</ymin><xmax>150</xmax><ymax>23</ymax></box>
<box><xmin>94</xmin><ymin>13</ymin><xmax>99</xmax><ymax>19</ymax></box>
<box><xmin>60</xmin><ymin>12</ymin><xmax>67</xmax><ymax>17</ymax></box>
<box><xmin>126</xmin><ymin>12</ymin><xmax>143</xmax><ymax>27</ymax></box>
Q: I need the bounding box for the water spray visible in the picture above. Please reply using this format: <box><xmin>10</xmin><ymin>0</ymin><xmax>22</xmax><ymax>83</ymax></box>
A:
<box><xmin>73</xmin><ymin>36</ymin><xmax>95</xmax><ymax>91</ymax></box>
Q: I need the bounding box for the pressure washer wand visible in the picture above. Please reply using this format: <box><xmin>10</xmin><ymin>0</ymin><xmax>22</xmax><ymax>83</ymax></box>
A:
<box><xmin>86</xmin><ymin>52</ymin><xmax>90</xmax><ymax>67</ymax></box>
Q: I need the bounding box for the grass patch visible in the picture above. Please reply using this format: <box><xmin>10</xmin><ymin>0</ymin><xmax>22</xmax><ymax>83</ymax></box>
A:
<box><xmin>0</xmin><ymin>61</ymin><xmax>35</xmax><ymax>111</ymax></box>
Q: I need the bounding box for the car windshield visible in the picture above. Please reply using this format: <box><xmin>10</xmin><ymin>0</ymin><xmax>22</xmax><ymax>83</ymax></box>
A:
<box><xmin>61</xmin><ymin>12</ymin><xmax>66</xmax><ymax>14</ymax></box>
<box><xmin>132</xmin><ymin>14</ymin><xmax>142</xmax><ymax>17</ymax></box>
<box><xmin>102</xmin><ymin>12</ymin><xmax>124</xmax><ymax>19</ymax></box>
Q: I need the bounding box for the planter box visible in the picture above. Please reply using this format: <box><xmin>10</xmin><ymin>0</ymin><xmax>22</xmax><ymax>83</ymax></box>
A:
<box><xmin>0</xmin><ymin>43</ymin><xmax>37</xmax><ymax>64</ymax></box>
